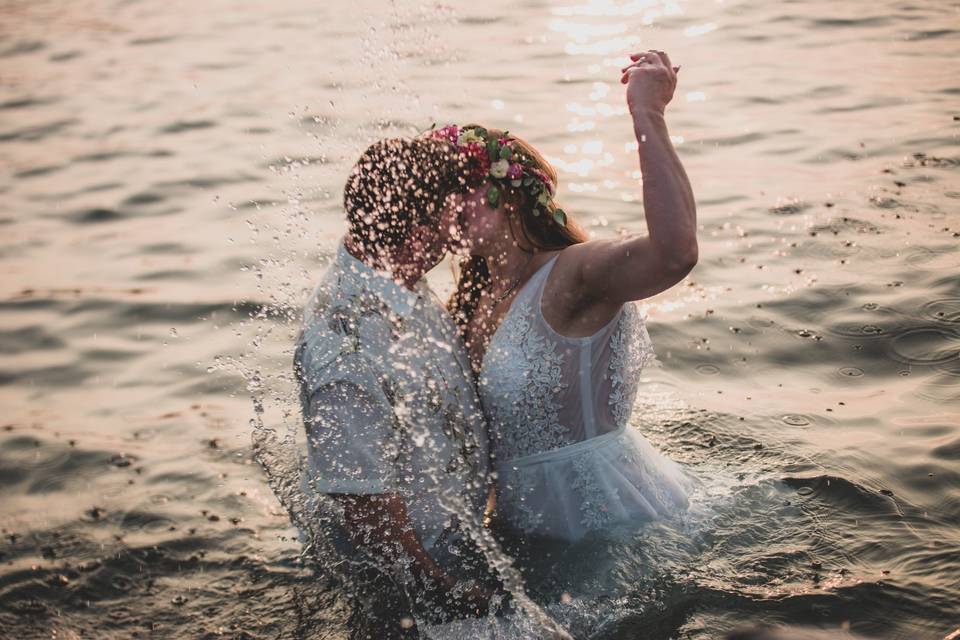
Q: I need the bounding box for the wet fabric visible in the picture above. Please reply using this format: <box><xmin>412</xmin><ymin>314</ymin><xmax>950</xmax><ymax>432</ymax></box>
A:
<box><xmin>294</xmin><ymin>241</ymin><xmax>490</xmax><ymax>549</ymax></box>
<box><xmin>479</xmin><ymin>255</ymin><xmax>691</xmax><ymax>542</ymax></box>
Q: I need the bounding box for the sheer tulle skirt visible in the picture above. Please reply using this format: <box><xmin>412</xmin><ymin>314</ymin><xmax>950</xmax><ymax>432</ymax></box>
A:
<box><xmin>494</xmin><ymin>425</ymin><xmax>692</xmax><ymax>542</ymax></box>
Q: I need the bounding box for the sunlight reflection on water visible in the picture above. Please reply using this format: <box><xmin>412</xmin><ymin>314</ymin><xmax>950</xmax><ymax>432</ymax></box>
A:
<box><xmin>1</xmin><ymin>0</ymin><xmax>958</xmax><ymax>637</ymax></box>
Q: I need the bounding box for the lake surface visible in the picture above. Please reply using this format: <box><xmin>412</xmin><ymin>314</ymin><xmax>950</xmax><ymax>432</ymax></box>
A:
<box><xmin>1</xmin><ymin>0</ymin><xmax>958</xmax><ymax>637</ymax></box>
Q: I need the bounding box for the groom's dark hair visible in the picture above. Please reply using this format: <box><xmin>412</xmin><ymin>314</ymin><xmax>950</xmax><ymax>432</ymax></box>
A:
<box><xmin>343</xmin><ymin>137</ymin><xmax>459</xmax><ymax>254</ymax></box>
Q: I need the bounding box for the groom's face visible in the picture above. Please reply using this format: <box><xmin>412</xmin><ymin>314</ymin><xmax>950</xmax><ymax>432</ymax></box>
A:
<box><xmin>409</xmin><ymin>220</ymin><xmax>447</xmax><ymax>270</ymax></box>
<box><xmin>392</xmin><ymin>212</ymin><xmax>448</xmax><ymax>282</ymax></box>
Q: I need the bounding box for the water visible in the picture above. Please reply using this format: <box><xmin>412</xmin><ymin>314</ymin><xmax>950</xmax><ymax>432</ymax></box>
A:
<box><xmin>1</xmin><ymin>0</ymin><xmax>958</xmax><ymax>637</ymax></box>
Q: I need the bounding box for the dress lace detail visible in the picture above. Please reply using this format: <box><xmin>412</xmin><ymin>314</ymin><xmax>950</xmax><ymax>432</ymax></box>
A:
<box><xmin>570</xmin><ymin>455</ymin><xmax>615</xmax><ymax>530</ymax></box>
<box><xmin>619</xmin><ymin>437</ymin><xmax>674</xmax><ymax>509</ymax></box>
<box><xmin>608</xmin><ymin>304</ymin><xmax>656</xmax><ymax>428</ymax></box>
<box><xmin>478</xmin><ymin>259</ymin><xmax>688</xmax><ymax>541</ymax></box>
<box><xmin>483</xmin><ymin>301</ymin><xmax>572</xmax><ymax>461</ymax></box>
<box><xmin>500</xmin><ymin>472</ymin><xmax>543</xmax><ymax>533</ymax></box>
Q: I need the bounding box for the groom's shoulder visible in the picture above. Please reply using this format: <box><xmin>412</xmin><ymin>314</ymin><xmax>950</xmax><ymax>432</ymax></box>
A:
<box><xmin>294</xmin><ymin>326</ymin><xmax>385</xmax><ymax>400</ymax></box>
<box><xmin>295</xmin><ymin>292</ymin><xmax>399</xmax><ymax>392</ymax></box>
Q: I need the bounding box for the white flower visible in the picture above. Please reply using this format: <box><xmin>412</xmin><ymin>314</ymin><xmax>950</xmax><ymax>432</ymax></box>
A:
<box><xmin>490</xmin><ymin>159</ymin><xmax>510</xmax><ymax>179</ymax></box>
<box><xmin>457</xmin><ymin>130</ymin><xmax>484</xmax><ymax>146</ymax></box>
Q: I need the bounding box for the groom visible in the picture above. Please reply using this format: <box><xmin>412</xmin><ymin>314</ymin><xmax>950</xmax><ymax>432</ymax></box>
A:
<box><xmin>294</xmin><ymin>136</ymin><xmax>500</xmax><ymax>638</ymax></box>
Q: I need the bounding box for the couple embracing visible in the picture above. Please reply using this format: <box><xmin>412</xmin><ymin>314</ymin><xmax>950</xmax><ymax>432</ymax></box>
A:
<box><xmin>294</xmin><ymin>49</ymin><xmax>697</xmax><ymax>637</ymax></box>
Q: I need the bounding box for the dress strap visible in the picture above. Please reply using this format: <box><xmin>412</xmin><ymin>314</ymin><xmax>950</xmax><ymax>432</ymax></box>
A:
<box><xmin>531</xmin><ymin>253</ymin><xmax>561</xmax><ymax>305</ymax></box>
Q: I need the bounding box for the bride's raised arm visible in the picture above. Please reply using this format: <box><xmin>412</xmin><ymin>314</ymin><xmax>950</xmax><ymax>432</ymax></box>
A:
<box><xmin>568</xmin><ymin>49</ymin><xmax>698</xmax><ymax>306</ymax></box>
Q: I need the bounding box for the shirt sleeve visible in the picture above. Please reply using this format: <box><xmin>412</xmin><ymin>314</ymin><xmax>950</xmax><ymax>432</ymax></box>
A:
<box><xmin>302</xmin><ymin>380</ymin><xmax>402</xmax><ymax>495</ymax></box>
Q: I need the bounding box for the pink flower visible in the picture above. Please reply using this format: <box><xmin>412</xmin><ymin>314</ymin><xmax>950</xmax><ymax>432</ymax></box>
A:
<box><xmin>506</xmin><ymin>163</ymin><xmax>523</xmax><ymax>180</ymax></box>
<box><xmin>460</xmin><ymin>142</ymin><xmax>490</xmax><ymax>182</ymax></box>
<box><xmin>430</xmin><ymin>124</ymin><xmax>460</xmax><ymax>145</ymax></box>
<box><xmin>530</xmin><ymin>168</ymin><xmax>554</xmax><ymax>195</ymax></box>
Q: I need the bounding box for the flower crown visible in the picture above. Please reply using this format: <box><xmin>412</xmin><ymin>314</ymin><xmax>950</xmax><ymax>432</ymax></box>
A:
<box><xmin>427</xmin><ymin>124</ymin><xmax>567</xmax><ymax>227</ymax></box>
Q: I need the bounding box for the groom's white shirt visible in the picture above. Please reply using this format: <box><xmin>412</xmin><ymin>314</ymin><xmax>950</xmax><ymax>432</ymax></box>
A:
<box><xmin>294</xmin><ymin>241</ymin><xmax>489</xmax><ymax>550</ymax></box>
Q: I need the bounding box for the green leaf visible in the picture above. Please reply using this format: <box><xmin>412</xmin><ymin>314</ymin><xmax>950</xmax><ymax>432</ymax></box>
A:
<box><xmin>474</xmin><ymin>126</ymin><xmax>488</xmax><ymax>138</ymax></box>
<box><xmin>553</xmin><ymin>208</ymin><xmax>567</xmax><ymax>227</ymax></box>
<box><xmin>510</xmin><ymin>179</ymin><xmax>522</xmax><ymax>187</ymax></box>
<box><xmin>522</xmin><ymin>176</ymin><xmax>533</xmax><ymax>186</ymax></box>
<box><xmin>501</xmin><ymin>145</ymin><xmax>513</xmax><ymax>161</ymax></box>
<box><xmin>486</xmin><ymin>139</ymin><xmax>499</xmax><ymax>162</ymax></box>
<box><xmin>487</xmin><ymin>185</ymin><xmax>501</xmax><ymax>208</ymax></box>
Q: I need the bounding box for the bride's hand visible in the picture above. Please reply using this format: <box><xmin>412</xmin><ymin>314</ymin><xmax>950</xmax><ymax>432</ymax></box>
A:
<box><xmin>620</xmin><ymin>49</ymin><xmax>680</xmax><ymax>116</ymax></box>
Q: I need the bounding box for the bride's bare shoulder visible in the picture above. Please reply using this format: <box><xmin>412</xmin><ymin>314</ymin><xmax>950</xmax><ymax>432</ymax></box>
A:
<box><xmin>552</xmin><ymin>238</ymin><xmax>621</xmax><ymax>284</ymax></box>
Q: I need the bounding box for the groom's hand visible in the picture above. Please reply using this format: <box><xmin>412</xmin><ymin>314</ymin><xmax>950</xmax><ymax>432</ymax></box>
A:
<box><xmin>620</xmin><ymin>49</ymin><xmax>680</xmax><ymax>116</ymax></box>
<box><xmin>444</xmin><ymin>581</ymin><xmax>502</xmax><ymax>617</ymax></box>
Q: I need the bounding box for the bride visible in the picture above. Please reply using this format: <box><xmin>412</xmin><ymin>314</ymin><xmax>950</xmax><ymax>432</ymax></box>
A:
<box><xmin>432</xmin><ymin>49</ymin><xmax>695</xmax><ymax>543</ymax></box>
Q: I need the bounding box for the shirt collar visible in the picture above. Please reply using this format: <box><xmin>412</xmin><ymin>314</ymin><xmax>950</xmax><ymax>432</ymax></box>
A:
<box><xmin>334</xmin><ymin>241</ymin><xmax>424</xmax><ymax>316</ymax></box>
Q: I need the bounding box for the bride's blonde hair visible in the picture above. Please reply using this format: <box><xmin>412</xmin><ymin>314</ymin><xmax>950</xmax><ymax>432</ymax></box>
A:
<box><xmin>447</xmin><ymin>125</ymin><xmax>588</xmax><ymax>345</ymax></box>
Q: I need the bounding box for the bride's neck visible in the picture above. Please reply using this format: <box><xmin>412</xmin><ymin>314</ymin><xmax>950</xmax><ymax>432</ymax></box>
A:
<box><xmin>483</xmin><ymin>242</ymin><xmax>537</xmax><ymax>288</ymax></box>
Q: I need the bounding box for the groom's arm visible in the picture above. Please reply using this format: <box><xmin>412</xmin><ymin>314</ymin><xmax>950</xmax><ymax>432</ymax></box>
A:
<box><xmin>332</xmin><ymin>493</ymin><xmax>454</xmax><ymax>592</ymax></box>
<box><xmin>333</xmin><ymin>492</ymin><xmax>496</xmax><ymax>615</ymax></box>
<box><xmin>304</xmin><ymin>383</ymin><xmax>494</xmax><ymax>614</ymax></box>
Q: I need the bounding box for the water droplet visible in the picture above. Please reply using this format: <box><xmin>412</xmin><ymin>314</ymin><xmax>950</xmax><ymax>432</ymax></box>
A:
<box><xmin>79</xmin><ymin>559</ymin><xmax>102</xmax><ymax>572</ymax></box>
<box><xmin>890</xmin><ymin>328</ymin><xmax>960</xmax><ymax>365</ymax></box>
<box><xmin>18</xmin><ymin>599</ymin><xmax>46</xmax><ymax>614</ymax></box>
<box><xmin>861</xmin><ymin>325</ymin><xmax>882</xmax><ymax>334</ymax></box>
<box><xmin>796</xmin><ymin>486</ymin><xmax>814</xmax><ymax>496</ymax></box>
<box><xmin>695</xmin><ymin>363</ymin><xmax>719</xmax><ymax>375</ymax></box>
<box><xmin>923</xmin><ymin>299</ymin><xmax>960</xmax><ymax>324</ymax></box>
<box><xmin>110</xmin><ymin>454</ymin><xmax>134</xmax><ymax>468</ymax></box>
<box><xmin>782</xmin><ymin>414</ymin><xmax>811</xmax><ymax>426</ymax></box>
<box><xmin>839</xmin><ymin>367</ymin><xmax>863</xmax><ymax>377</ymax></box>
<box><xmin>169</xmin><ymin>327</ymin><xmax>178</xmax><ymax>338</ymax></box>
<box><xmin>48</xmin><ymin>574</ymin><xmax>69</xmax><ymax>587</ymax></box>
<box><xmin>111</xmin><ymin>575</ymin><xmax>133</xmax><ymax>592</ymax></box>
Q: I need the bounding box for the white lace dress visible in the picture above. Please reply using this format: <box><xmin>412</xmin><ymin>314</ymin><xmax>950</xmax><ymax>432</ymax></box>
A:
<box><xmin>479</xmin><ymin>255</ymin><xmax>691</xmax><ymax>542</ymax></box>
